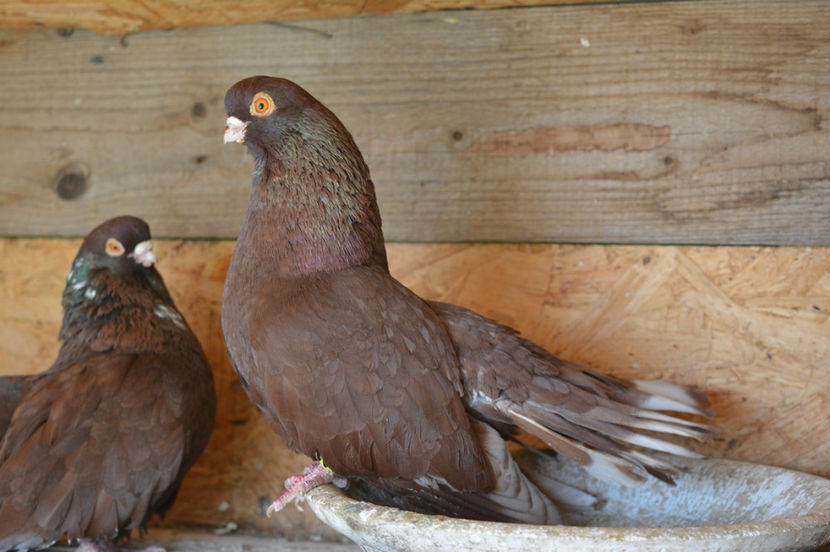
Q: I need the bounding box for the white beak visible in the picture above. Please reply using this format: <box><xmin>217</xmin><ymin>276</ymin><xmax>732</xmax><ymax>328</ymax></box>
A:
<box><xmin>224</xmin><ymin>116</ymin><xmax>249</xmax><ymax>144</ymax></box>
<box><xmin>130</xmin><ymin>240</ymin><xmax>157</xmax><ymax>267</ymax></box>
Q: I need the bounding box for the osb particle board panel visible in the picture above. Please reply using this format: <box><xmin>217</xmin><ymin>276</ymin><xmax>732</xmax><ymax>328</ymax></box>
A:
<box><xmin>0</xmin><ymin>239</ymin><xmax>827</xmax><ymax>537</ymax></box>
<box><xmin>0</xmin><ymin>1</ymin><xmax>614</xmax><ymax>34</ymax></box>
<box><xmin>1</xmin><ymin>0</ymin><xmax>829</xmax><ymax>245</ymax></box>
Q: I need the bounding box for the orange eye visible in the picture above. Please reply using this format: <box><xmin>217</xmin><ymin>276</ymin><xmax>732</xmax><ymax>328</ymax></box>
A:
<box><xmin>250</xmin><ymin>92</ymin><xmax>276</xmax><ymax>117</ymax></box>
<box><xmin>105</xmin><ymin>237</ymin><xmax>125</xmax><ymax>257</ymax></box>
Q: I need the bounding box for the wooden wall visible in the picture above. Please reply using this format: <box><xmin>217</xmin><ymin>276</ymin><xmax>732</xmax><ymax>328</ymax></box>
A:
<box><xmin>1</xmin><ymin>1</ymin><xmax>606</xmax><ymax>34</ymax></box>
<box><xmin>1</xmin><ymin>0</ymin><xmax>829</xmax><ymax>245</ymax></box>
<box><xmin>1</xmin><ymin>0</ymin><xmax>829</xmax><ymax>542</ymax></box>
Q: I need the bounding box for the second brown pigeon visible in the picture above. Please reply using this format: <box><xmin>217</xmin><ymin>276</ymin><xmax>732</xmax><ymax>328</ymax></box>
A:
<box><xmin>0</xmin><ymin>216</ymin><xmax>216</xmax><ymax>551</ymax></box>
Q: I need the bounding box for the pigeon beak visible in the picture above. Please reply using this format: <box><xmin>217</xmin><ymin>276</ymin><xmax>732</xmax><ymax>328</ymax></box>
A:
<box><xmin>224</xmin><ymin>116</ymin><xmax>249</xmax><ymax>144</ymax></box>
<box><xmin>130</xmin><ymin>240</ymin><xmax>157</xmax><ymax>267</ymax></box>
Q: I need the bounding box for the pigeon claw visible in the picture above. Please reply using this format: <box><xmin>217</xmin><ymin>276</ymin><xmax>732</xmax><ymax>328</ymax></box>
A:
<box><xmin>266</xmin><ymin>461</ymin><xmax>347</xmax><ymax>517</ymax></box>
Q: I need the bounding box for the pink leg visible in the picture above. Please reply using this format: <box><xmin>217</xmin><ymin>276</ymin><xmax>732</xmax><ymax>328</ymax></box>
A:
<box><xmin>77</xmin><ymin>539</ymin><xmax>164</xmax><ymax>552</ymax></box>
<box><xmin>267</xmin><ymin>461</ymin><xmax>348</xmax><ymax>516</ymax></box>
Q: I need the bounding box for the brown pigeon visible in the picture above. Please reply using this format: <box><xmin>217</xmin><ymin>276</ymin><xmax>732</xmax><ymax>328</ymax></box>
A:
<box><xmin>0</xmin><ymin>216</ymin><xmax>216</xmax><ymax>551</ymax></box>
<box><xmin>221</xmin><ymin>76</ymin><xmax>713</xmax><ymax>524</ymax></box>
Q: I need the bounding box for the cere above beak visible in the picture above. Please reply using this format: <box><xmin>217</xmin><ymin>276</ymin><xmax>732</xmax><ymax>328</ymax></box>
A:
<box><xmin>130</xmin><ymin>240</ymin><xmax>157</xmax><ymax>267</ymax></box>
<box><xmin>224</xmin><ymin>116</ymin><xmax>249</xmax><ymax>144</ymax></box>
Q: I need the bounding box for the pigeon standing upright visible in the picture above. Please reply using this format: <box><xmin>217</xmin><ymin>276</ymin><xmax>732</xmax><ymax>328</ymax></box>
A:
<box><xmin>0</xmin><ymin>216</ymin><xmax>216</xmax><ymax>551</ymax></box>
<box><xmin>221</xmin><ymin>76</ymin><xmax>713</xmax><ymax>524</ymax></box>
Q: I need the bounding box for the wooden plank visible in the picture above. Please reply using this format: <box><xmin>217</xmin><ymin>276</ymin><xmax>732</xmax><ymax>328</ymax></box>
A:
<box><xmin>1</xmin><ymin>238</ymin><xmax>828</xmax><ymax>537</ymax></box>
<box><xmin>0</xmin><ymin>1</ymin><xmax>829</xmax><ymax>245</ymax></box>
<box><xmin>0</xmin><ymin>1</ymin><xmax>614</xmax><ymax>34</ymax></box>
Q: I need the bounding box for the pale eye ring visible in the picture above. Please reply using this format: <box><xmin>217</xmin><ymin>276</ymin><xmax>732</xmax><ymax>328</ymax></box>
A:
<box><xmin>105</xmin><ymin>237</ymin><xmax>125</xmax><ymax>257</ymax></box>
<box><xmin>250</xmin><ymin>92</ymin><xmax>276</xmax><ymax>117</ymax></box>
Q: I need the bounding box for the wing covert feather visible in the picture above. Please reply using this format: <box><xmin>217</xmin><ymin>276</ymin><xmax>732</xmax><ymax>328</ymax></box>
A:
<box><xmin>0</xmin><ymin>353</ymin><xmax>189</xmax><ymax>543</ymax></box>
<box><xmin>248</xmin><ymin>265</ymin><xmax>492</xmax><ymax>491</ymax></box>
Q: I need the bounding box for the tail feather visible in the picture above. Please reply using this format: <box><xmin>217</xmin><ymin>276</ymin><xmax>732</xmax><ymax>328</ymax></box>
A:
<box><xmin>554</xmin><ymin>364</ymin><xmax>714</xmax><ymax>418</ymax></box>
<box><xmin>508</xmin><ymin>407</ymin><xmax>650</xmax><ymax>486</ymax></box>
<box><xmin>513</xmin><ymin>446</ymin><xmax>600</xmax><ymax>509</ymax></box>
<box><xmin>625</xmin><ymin>450</ymin><xmax>684</xmax><ymax>481</ymax></box>
<box><xmin>631</xmin><ymin>379</ymin><xmax>715</xmax><ymax>417</ymax></box>
<box><xmin>429</xmin><ymin>300</ymin><xmax>716</xmax><ymax>490</ymax></box>
<box><xmin>523</xmin><ymin>401</ymin><xmax>706</xmax><ymax>459</ymax></box>
<box><xmin>504</xmin><ymin>385</ymin><xmax>713</xmax><ymax>485</ymax></box>
<box><xmin>468</xmin><ymin>420</ymin><xmax>562</xmax><ymax>524</ymax></box>
<box><xmin>590</xmin><ymin>405</ymin><xmax>713</xmax><ymax>438</ymax></box>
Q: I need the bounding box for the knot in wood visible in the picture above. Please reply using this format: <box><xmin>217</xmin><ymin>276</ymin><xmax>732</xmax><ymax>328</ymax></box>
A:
<box><xmin>54</xmin><ymin>163</ymin><xmax>90</xmax><ymax>200</ymax></box>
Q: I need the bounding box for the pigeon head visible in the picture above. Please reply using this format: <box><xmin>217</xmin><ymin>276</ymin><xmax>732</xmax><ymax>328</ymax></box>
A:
<box><xmin>222</xmin><ymin>76</ymin><xmax>385</xmax><ymax>274</ymax></box>
<box><xmin>223</xmin><ymin>76</ymin><xmax>357</xmax><ymax>169</ymax></box>
<box><xmin>61</xmin><ymin>216</ymin><xmax>176</xmax><ymax>342</ymax></box>
<box><xmin>75</xmin><ymin>215</ymin><xmax>157</xmax><ymax>275</ymax></box>
<box><xmin>65</xmin><ymin>216</ymin><xmax>160</xmax><ymax>296</ymax></box>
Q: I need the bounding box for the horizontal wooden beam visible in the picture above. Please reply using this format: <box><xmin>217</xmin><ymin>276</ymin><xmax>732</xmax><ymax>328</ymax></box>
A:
<box><xmin>1</xmin><ymin>1</ymin><xmax>828</xmax><ymax>245</ymax></box>
<box><xmin>0</xmin><ymin>1</ymin><xmax>611</xmax><ymax>34</ymax></box>
<box><xmin>2</xmin><ymin>239</ymin><xmax>828</xmax><ymax>536</ymax></box>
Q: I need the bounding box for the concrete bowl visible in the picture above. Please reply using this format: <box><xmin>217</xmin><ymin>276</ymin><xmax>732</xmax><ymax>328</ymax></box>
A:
<box><xmin>305</xmin><ymin>454</ymin><xmax>830</xmax><ymax>552</ymax></box>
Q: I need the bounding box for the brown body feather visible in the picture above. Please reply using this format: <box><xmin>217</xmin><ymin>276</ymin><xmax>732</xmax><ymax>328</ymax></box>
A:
<box><xmin>0</xmin><ymin>376</ymin><xmax>34</xmax><ymax>439</ymax></box>
<box><xmin>0</xmin><ymin>217</ymin><xmax>215</xmax><ymax>550</ymax></box>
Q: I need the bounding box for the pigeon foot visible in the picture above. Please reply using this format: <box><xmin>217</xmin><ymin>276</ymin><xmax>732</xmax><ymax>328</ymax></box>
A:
<box><xmin>267</xmin><ymin>460</ymin><xmax>347</xmax><ymax>516</ymax></box>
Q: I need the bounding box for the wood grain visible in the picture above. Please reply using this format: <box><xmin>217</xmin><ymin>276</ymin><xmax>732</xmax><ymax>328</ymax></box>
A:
<box><xmin>1</xmin><ymin>238</ymin><xmax>828</xmax><ymax>537</ymax></box>
<box><xmin>0</xmin><ymin>1</ymin><xmax>614</xmax><ymax>34</ymax></box>
<box><xmin>1</xmin><ymin>1</ymin><xmax>829</xmax><ymax>245</ymax></box>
